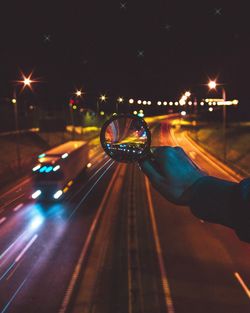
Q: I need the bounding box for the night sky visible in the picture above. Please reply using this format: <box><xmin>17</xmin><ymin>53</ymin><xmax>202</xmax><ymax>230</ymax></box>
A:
<box><xmin>0</xmin><ymin>1</ymin><xmax>249</xmax><ymax>114</ymax></box>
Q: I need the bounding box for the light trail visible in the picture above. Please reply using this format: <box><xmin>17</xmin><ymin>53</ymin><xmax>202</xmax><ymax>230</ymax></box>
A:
<box><xmin>234</xmin><ymin>272</ymin><xmax>250</xmax><ymax>299</ymax></box>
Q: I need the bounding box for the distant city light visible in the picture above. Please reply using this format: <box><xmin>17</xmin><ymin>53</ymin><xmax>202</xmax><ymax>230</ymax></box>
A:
<box><xmin>12</xmin><ymin>98</ymin><xmax>17</xmax><ymax>104</ymax></box>
<box><xmin>137</xmin><ymin>100</ymin><xmax>142</xmax><ymax>104</ymax></box>
<box><xmin>147</xmin><ymin>101</ymin><xmax>151</xmax><ymax>105</ymax></box>
<box><xmin>129</xmin><ymin>98</ymin><xmax>134</xmax><ymax>104</ymax></box>
<box><xmin>209</xmin><ymin>107</ymin><xmax>214</xmax><ymax>112</ymax></box>
<box><xmin>157</xmin><ymin>101</ymin><xmax>162</xmax><ymax>105</ymax></box>
<box><xmin>181</xmin><ymin>111</ymin><xmax>187</xmax><ymax>116</ymax></box>
<box><xmin>185</xmin><ymin>91</ymin><xmax>191</xmax><ymax>97</ymax></box>
<box><xmin>133</xmin><ymin>110</ymin><xmax>138</xmax><ymax>115</ymax></box>
<box><xmin>163</xmin><ymin>101</ymin><xmax>167</xmax><ymax>105</ymax></box>
<box><xmin>143</xmin><ymin>100</ymin><xmax>147</xmax><ymax>105</ymax></box>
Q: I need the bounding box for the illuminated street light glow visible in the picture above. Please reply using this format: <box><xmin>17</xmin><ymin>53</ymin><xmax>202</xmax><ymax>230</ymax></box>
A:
<box><xmin>133</xmin><ymin>110</ymin><xmax>138</xmax><ymax>115</ymax></box>
<box><xmin>129</xmin><ymin>98</ymin><xmax>134</xmax><ymax>104</ymax></box>
<box><xmin>157</xmin><ymin>101</ymin><xmax>162</xmax><ymax>105</ymax></box>
<box><xmin>209</xmin><ymin>107</ymin><xmax>214</xmax><ymax>112</ymax></box>
<box><xmin>163</xmin><ymin>101</ymin><xmax>167</xmax><ymax>105</ymax></box>
<box><xmin>117</xmin><ymin>97</ymin><xmax>124</xmax><ymax>103</ymax></box>
<box><xmin>137</xmin><ymin>100</ymin><xmax>142</xmax><ymax>104</ymax></box>
<box><xmin>208</xmin><ymin>80</ymin><xmax>217</xmax><ymax>90</ymax></box>
<box><xmin>169</xmin><ymin>102</ymin><xmax>173</xmax><ymax>106</ymax></box>
<box><xmin>12</xmin><ymin>98</ymin><xmax>17</xmax><ymax>104</ymax></box>
<box><xmin>181</xmin><ymin>111</ymin><xmax>187</xmax><ymax>116</ymax></box>
<box><xmin>147</xmin><ymin>101</ymin><xmax>151</xmax><ymax>105</ymax></box>
<box><xmin>99</xmin><ymin>94</ymin><xmax>107</xmax><ymax>102</ymax></box>
<box><xmin>17</xmin><ymin>72</ymin><xmax>38</xmax><ymax>91</ymax></box>
<box><xmin>185</xmin><ymin>91</ymin><xmax>191</xmax><ymax>97</ymax></box>
<box><xmin>75</xmin><ymin>89</ymin><xmax>83</xmax><ymax>97</ymax></box>
<box><xmin>143</xmin><ymin>100</ymin><xmax>147</xmax><ymax>105</ymax></box>
<box><xmin>174</xmin><ymin>102</ymin><xmax>179</xmax><ymax>106</ymax></box>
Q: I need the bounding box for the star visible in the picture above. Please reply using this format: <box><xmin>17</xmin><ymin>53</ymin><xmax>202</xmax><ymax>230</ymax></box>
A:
<box><xmin>120</xmin><ymin>2</ymin><xmax>127</xmax><ymax>10</ymax></box>
<box><xmin>164</xmin><ymin>24</ymin><xmax>172</xmax><ymax>31</ymax></box>
<box><xmin>137</xmin><ymin>50</ymin><xmax>144</xmax><ymax>57</ymax></box>
<box><xmin>43</xmin><ymin>34</ymin><xmax>51</xmax><ymax>43</ymax></box>
<box><xmin>214</xmin><ymin>8</ymin><xmax>222</xmax><ymax>16</ymax></box>
<box><xmin>81</xmin><ymin>58</ymin><xmax>88</xmax><ymax>65</ymax></box>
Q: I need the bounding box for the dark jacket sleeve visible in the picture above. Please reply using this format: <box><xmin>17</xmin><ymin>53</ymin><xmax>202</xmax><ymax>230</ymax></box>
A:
<box><xmin>188</xmin><ymin>176</ymin><xmax>250</xmax><ymax>243</ymax></box>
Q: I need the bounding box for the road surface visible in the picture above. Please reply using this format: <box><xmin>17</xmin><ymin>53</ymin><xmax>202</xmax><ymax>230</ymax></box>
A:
<box><xmin>0</xmin><ymin>117</ymin><xmax>250</xmax><ymax>313</ymax></box>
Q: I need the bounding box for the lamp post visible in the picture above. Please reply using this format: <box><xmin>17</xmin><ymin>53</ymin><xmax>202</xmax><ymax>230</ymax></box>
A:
<box><xmin>116</xmin><ymin>97</ymin><xmax>124</xmax><ymax>113</ymax></box>
<box><xmin>13</xmin><ymin>73</ymin><xmax>36</xmax><ymax>170</ymax></box>
<box><xmin>98</xmin><ymin>94</ymin><xmax>107</xmax><ymax>114</ymax></box>
<box><xmin>208</xmin><ymin>80</ymin><xmax>227</xmax><ymax>160</ymax></box>
<box><xmin>11</xmin><ymin>94</ymin><xmax>21</xmax><ymax>170</ymax></box>
<box><xmin>70</xmin><ymin>89</ymin><xmax>84</xmax><ymax>139</ymax></box>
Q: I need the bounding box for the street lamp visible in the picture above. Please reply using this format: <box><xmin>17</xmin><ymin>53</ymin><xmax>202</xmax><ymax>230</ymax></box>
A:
<box><xmin>97</xmin><ymin>94</ymin><xmax>107</xmax><ymax>114</ymax></box>
<box><xmin>208</xmin><ymin>79</ymin><xmax>227</xmax><ymax>160</ymax></box>
<box><xmin>75</xmin><ymin>89</ymin><xmax>83</xmax><ymax>97</ymax></box>
<box><xmin>13</xmin><ymin>72</ymin><xmax>36</xmax><ymax>169</ymax></box>
<box><xmin>116</xmin><ymin>97</ymin><xmax>124</xmax><ymax>113</ymax></box>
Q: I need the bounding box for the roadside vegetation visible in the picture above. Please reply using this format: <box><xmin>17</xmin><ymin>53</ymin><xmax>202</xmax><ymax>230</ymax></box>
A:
<box><xmin>188</xmin><ymin>122</ymin><xmax>250</xmax><ymax>175</ymax></box>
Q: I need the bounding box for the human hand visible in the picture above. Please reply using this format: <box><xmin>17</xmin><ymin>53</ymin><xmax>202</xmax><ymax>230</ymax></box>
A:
<box><xmin>141</xmin><ymin>146</ymin><xmax>207</xmax><ymax>205</ymax></box>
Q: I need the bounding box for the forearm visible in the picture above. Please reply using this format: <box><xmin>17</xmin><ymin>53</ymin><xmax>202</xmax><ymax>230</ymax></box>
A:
<box><xmin>188</xmin><ymin>176</ymin><xmax>250</xmax><ymax>242</ymax></box>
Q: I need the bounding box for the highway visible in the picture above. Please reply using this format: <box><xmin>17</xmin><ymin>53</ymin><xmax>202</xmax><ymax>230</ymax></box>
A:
<box><xmin>0</xmin><ymin>117</ymin><xmax>250</xmax><ymax>313</ymax></box>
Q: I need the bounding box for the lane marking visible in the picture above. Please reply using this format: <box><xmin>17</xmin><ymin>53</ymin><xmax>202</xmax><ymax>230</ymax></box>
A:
<box><xmin>145</xmin><ymin>177</ymin><xmax>175</xmax><ymax>313</ymax></box>
<box><xmin>13</xmin><ymin>203</ymin><xmax>23</xmax><ymax>212</ymax></box>
<box><xmin>59</xmin><ymin>164</ymin><xmax>121</xmax><ymax>313</ymax></box>
<box><xmin>234</xmin><ymin>272</ymin><xmax>250</xmax><ymax>299</ymax></box>
<box><xmin>0</xmin><ymin>217</ymin><xmax>6</xmax><ymax>225</ymax></box>
<box><xmin>15</xmin><ymin>234</ymin><xmax>38</xmax><ymax>263</ymax></box>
